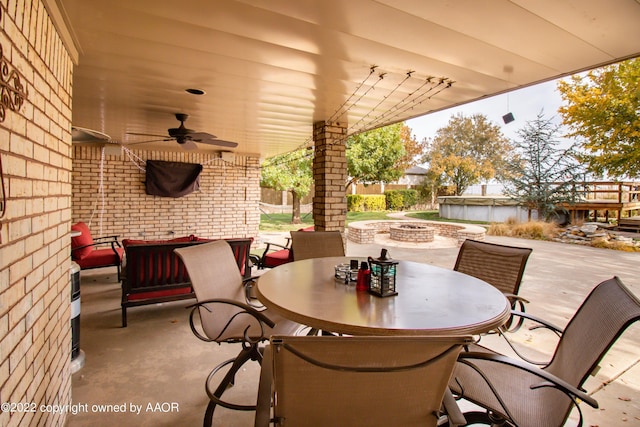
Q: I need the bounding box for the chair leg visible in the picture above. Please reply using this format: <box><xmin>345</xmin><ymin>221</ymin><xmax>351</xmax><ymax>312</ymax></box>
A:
<box><xmin>203</xmin><ymin>343</ymin><xmax>263</xmax><ymax>427</ymax></box>
<box><xmin>121</xmin><ymin>306</ymin><xmax>127</xmax><ymax>328</ymax></box>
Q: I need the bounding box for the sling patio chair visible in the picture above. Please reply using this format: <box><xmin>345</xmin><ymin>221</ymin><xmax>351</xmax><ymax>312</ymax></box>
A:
<box><xmin>255</xmin><ymin>334</ymin><xmax>473</xmax><ymax>427</ymax></box>
<box><xmin>447</xmin><ymin>276</ymin><xmax>640</xmax><ymax>427</ymax></box>
<box><xmin>174</xmin><ymin>240</ymin><xmax>305</xmax><ymax>427</ymax></box>
<box><xmin>454</xmin><ymin>239</ymin><xmax>532</xmax><ymax>332</ymax></box>
<box><xmin>290</xmin><ymin>230</ymin><xmax>345</xmax><ymax>261</ymax></box>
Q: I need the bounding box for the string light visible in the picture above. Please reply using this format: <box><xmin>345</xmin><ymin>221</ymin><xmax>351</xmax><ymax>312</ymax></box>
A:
<box><xmin>98</xmin><ymin>65</ymin><xmax>454</xmax><ymax>175</ymax></box>
<box><xmin>262</xmin><ymin>66</ymin><xmax>454</xmax><ymax>166</ymax></box>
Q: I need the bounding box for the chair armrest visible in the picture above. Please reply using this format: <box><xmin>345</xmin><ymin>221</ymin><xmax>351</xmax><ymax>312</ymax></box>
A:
<box><xmin>262</xmin><ymin>241</ymin><xmax>289</xmax><ymax>253</ymax></box>
<box><xmin>504</xmin><ymin>293</ymin><xmax>529</xmax><ymax>305</ymax></box>
<box><xmin>254</xmin><ymin>344</ymin><xmax>274</xmax><ymax>427</ymax></box>
<box><xmin>72</xmin><ymin>239</ymin><xmax>121</xmax><ymax>252</ymax></box>
<box><xmin>186</xmin><ymin>298</ymin><xmax>277</xmax><ymax>342</ymax></box>
<box><xmin>458</xmin><ymin>351</ymin><xmax>598</xmax><ymax>409</ymax></box>
<box><xmin>496</xmin><ymin>310</ymin><xmax>565</xmax><ymax>365</ymax></box>
<box><xmin>248</xmin><ymin>254</ymin><xmax>260</xmax><ymax>267</ymax></box>
<box><xmin>511</xmin><ymin>310</ymin><xmax>564</xmax><ymax>335</ymax></box>
<box><xmin>94</xmin><ymin>235</ymin><xmax>120</xmax><ymax>242</ymax></box>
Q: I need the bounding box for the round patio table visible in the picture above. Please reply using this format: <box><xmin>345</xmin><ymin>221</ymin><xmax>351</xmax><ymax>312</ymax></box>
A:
<box><xmin>256</xmin><ymin>257</ymin><xmax>510</xmax><ymax>336</ymax></box>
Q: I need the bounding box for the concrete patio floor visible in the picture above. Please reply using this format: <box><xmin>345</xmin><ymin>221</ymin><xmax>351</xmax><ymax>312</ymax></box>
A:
<box><xmin>67</xmin><ymin>235</ymin><xmax>640</xmax><ymax>426</ymax></box>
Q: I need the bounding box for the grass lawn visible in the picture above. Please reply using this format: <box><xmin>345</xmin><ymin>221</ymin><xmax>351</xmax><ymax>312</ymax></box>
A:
<box><xmin>259</xmin><ymin>210</ymin><xmax>487</xmax><ymax>231</ymax></box>
<box><xmin>259</xmin><ymin>211</ymin><xmax>396</xmax><ymax>231</ymax></box>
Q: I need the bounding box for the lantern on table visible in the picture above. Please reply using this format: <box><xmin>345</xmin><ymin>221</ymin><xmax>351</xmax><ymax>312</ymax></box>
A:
<box><xmin>367</xmin><ymin>249</ymin><xmax>398</xmax><ymax>297</ymax></box>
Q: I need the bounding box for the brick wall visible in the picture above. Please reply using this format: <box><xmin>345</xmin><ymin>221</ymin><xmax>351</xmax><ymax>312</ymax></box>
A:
<box><xmin>0</xmin><ymin>1</ymin><xmax>75</xmax><ymax>426</ymax></box>
<box><xmin>71</xmin><ymin>146</ymin><xmax>261</xmax><ymax>241</ymax></box>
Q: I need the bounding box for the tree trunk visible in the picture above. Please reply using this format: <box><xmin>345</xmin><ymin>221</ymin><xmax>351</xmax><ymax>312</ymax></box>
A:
<box><xmin>291</xmin><ymin>191</ymin><xmax>302</xmax><ymax>224</ymax></box>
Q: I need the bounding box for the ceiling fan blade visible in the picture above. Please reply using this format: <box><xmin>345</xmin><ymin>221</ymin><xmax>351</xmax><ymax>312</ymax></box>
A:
<box><xmin>193</xmin><ymin>137</ymin><xmax>239</xmax><ymax>148</ymax></box>
<box><xmin>126</xmin><ymin>132</ymin><xmax>169</xmax><ymax>138</ymax></box>
<box><xmin>188</xmin><ymin>131</ymin><xmax>218</xmax><ymax>140</ymax></box>
<box><xmin>126</xmin><ymin>138</ymin><xmax>173</xmax><ymax>145</ymax></box>
<box><xmin>72</xmin><ymin>126</ymin><xmax>111</xmax><ymax>142</ymax></box>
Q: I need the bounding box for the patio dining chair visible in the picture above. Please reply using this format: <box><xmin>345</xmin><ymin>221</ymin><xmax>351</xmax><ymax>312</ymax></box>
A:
<box><xmin>290</xmin><ymin>230</ymin><xmax>345</xmax><ymax>261</ymax></box>
<box><xmin>255</xmin><ymin>334</ymin><xmax>473</xmax><ymax>427</ymax></box>
<box><xmin>447</xmin><ymin>276</ymin><xmax>640</xmax><ymax>427</ymax></box>
<box><xmin>454</xmin><ymin>239</ymin><xmax>532</xmax><ymax>331</ymax></box>
<box><xmin>174</xmin><ymin>240</ymin><xmax>305</xmax><ymax>427</ymax></box>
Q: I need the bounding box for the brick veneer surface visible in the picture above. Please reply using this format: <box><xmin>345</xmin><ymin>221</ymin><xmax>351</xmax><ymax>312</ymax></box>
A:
<box><xmin>348</xmin><ymin>220</ymin><xmax>486</xmax><ymax>245</ymax></box>
<box><xmin>313</xmin><ymin>121</ymin><xmax>347</xmax><ymax>231</ymax></box>
<box><xmin>0</xmin><ymin>1</ymin><xmax>74</xmax><ymax>426</ymax></box>
<box><xmin>71</xmin><ymin>146</ymin><xmax>261</xmax><ymax>242</ymax></box>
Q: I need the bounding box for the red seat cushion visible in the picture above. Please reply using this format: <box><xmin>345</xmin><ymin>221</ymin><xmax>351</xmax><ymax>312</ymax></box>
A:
<box><xmin>75</xmin><ymin>247</ymin><xmax>124</xmax><ymax>269</ymax></box>
<box><xmin>264</xmin><ymin>248</ymin><xmax>291</xmax><ymax>268</ymax></box>
<box><xmin>71</xmin><ymin>222</ymin><xmax>94</xmax><ymax>260</ymax></box>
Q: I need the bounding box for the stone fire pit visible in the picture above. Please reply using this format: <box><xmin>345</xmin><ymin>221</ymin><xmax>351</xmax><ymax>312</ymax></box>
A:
<box><xmin>389</xmin><ymin>223</ymin><xmax>435</xmax><ymax>243</ymax></box>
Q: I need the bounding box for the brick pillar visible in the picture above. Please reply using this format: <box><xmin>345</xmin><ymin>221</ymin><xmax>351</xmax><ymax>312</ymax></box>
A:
<box><xmin>313</xmin><ymin>121</ymin><xmax>348</xmax><ymax>231</ymax></box>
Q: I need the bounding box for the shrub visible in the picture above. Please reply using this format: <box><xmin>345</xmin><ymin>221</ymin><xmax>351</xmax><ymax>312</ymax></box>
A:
<box><xmin>398</xmin><ymin>189</ymin><xmax>418</xmax><ymax>209</ymax></box>
<box><xmin>347</xmin><ymin>194</ymin><xmax>365</xmax><ymax>212</ymax></box>
<box><xmin>364</xmin><ymin>195</ymin><xmax>386</xmax><ymax>211</ymax></box>
<box><xmin>384</xmin><ymin>190</ymin><xmax>402</xmax><ymax>210</ymax></box>
<box><xmin>487</xmin><ymin>223</ymin><xmax>510</xmax><ymax>236</ymax></box>
<box><xmin>487</xmin><ymin>220</ymin><xmax>559</xmax><ymax>240</ymax></box>
<box><xmin>384</xmin><ymin>189</ymin><xmax>419</xmax><ymax>210</ymax></box>
<box><xmin>347</xmin><ymin>194</ymin><xmax>386</xmax><ymax>212</ymax></box>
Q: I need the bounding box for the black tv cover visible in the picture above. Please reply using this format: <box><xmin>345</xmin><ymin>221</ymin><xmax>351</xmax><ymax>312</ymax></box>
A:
<box><xmin>145</xmin><ymin>160</ymin><xmax>203</xmax><ymax>198</ymax></box>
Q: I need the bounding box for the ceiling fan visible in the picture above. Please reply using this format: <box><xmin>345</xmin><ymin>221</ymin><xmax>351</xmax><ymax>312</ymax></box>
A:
<box><xmin>126</xmin><ymin>113</ymin><xmax>238</xmax><ymax>150</ymax></box>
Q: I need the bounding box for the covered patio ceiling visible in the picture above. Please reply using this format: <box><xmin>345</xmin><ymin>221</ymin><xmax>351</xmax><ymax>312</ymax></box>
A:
<box><xmin>57</xmin><ymin>0</ymin><xmax>640</xmax><ymax>158</ymax></box>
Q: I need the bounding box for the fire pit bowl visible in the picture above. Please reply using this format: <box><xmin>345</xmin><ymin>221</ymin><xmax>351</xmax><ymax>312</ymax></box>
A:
<box><xmin>388</xmin><ymin>223</ymin><xmax>435</xmax><ymax>243</ymax></box>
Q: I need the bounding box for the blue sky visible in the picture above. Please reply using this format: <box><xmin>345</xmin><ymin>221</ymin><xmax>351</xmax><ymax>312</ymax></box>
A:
<box><xmin>407</xmin><ymin>77</ymin><xmax>566</xmax><ymax>143</ymax></box>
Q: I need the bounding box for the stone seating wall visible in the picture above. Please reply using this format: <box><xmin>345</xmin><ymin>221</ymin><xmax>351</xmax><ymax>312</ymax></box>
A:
<box><xmin>347</xmin><ymin>220</ymin><xmax>486</xmax><ymax>245</ymax></box>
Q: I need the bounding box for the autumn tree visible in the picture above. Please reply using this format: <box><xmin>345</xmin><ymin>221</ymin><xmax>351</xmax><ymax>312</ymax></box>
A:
<box><xmin>260</xmin><ymin>150</ymin><xmax>313</xmax><ymax>224</ymax></box>
<box><xmin>346</xmin><ymin>122</ymin><xmax>421</xmax><ymax>190</ymax></box>
<box><xmin>423</xmin><ymin>113</ymin><xmax>513</xmax><ymax>195</ymax></box>
<box><xmin>557</xmin><ymin>58</ymin><xmax>640</xmax><ymax>178</ymax></box>
<box><xmin>501</xmin><ymin>111</ymin><xmax>585</xmax><ymax>221</ymax></box>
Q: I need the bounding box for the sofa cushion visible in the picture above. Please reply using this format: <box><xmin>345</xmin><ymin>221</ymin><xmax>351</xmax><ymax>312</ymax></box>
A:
<box><xmin>71</xmin><ymin>222</ymin><xmax>94</xmax><ymax>260</ymax></box>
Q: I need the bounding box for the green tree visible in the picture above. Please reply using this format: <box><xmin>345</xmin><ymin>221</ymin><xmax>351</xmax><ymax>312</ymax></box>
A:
<box><xmin>501</xmin><ymin>111</ymin><xmax>585</xmax><ymax>221</ymax></box>
<box><xmin>261</xmin><ymin>150</ymin><xmax>313</xmax><ymax>224</ymax></box>
<box><xmin>424</xmin><ymin>113</ymin><xmax>513</xmax><ymax>195</ymax></box>
<box><xmin>346</xmin><ymin>122</ymin><xmax>420</xmax><ymax>190</ymax></box>
<box><xmin>557</xmin><ymin>58</ymin><xmax>640</xmax><ymax>178</ymax></box>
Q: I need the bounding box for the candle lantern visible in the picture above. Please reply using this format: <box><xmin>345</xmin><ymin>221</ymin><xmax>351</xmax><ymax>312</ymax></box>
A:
<box><xmin>367</xmin><ymin>249</ymin><xmax>398</xmax><ymax>297</ymax></box>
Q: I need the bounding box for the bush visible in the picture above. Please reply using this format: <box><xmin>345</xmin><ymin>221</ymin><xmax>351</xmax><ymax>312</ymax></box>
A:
<box><xmin>364</xmin><ymin>195</ymin><xmax>386</xmax><ymax>211</ymax></box>
<box><xmin>347</xmin><ymin>194</ymin><xmax>386</xmax><ymax>212</ymax></box>
<box><xmin>398</xmin><ymin>189</ymin><xmax>417</xmax><ymax>208</ymax></box>
<box><xmin>487</xmin><ymin>220</ymin><xmax>559</xmax><ymax>240</ymax></box>
<box><xmin>384</xmin><ymin>189</ymin><xmax>418</xmax><ymax>210</ymax></box>
<box><xmin>347</xmin><ymin>194</ymin><xmax>365</xmax><ymax>212</ymax></box>
<box><xmin>384</xmin><ymin>190</ymin><xmax>403</xmax><ymax>210</ymax></box>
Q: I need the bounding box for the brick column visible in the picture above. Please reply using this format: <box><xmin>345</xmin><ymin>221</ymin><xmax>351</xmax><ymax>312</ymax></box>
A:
<box><xmin>313</xmin><ymin>121</ymin><xmax>348</xmax><ymax>231</ymax></box>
